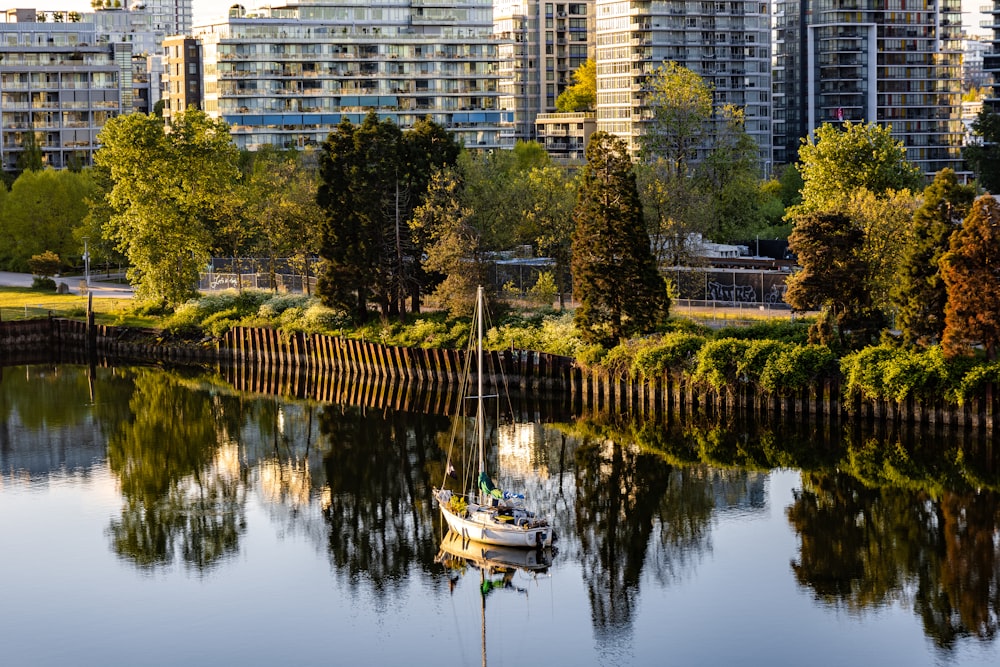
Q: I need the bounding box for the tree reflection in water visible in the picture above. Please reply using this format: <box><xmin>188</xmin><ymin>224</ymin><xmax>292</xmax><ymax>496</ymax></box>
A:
<box><xmin>572</xmin><ymin>417</ymin><xmax>769</xmax><ymax>648</ymax></box>
<box><xmin>319</xmin><ymin>404</ymin><xmax>450</xmax><ymax>597</ymax></box>
<box><xmin>13</xmin><ymin>362</ymin><xmax>1000</xmax><ymax>655</ymax></box>
<box><xmin>104</xmin><ymin>369</ymin><xmax>248</xmax><ymax>570</ymax></box>
<box><xmin>787</xmin><ymin>433</ymin><xmax>1000</xmax><ymax>649</ymax></box>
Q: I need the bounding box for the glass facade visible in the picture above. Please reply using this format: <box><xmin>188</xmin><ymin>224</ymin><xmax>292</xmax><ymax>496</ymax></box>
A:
<box><xmin>595</xmin><ymin>0</ymin><xmax>772</xmax><ymax>168</ymax></box>
<box><xmin>773</xmin><ymin>0</ymin><xmax>964</xmax><ymax>175</ymax></box>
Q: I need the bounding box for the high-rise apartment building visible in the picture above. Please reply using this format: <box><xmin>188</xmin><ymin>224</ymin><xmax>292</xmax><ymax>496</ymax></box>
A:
<box><xmin>985</xmin><ymin>3</ymin><xmax>1000</xmax><ymax>112</ymax></box>
<box><xmin>494</xmin><ymin>0</ymin><xmax>592</xmax><ymax>144</ymax></box>
<box><xmin>772</xmin><ymin>0</ymin><xmax>964</xmax><ymax>175</ymax></box>
<box><xmin>163</xmin><ymin>35</ymin><xmax>201</xmax><ymax>120</ymax></box>
<box><xmin>0</xmin><ymin>9</ymin><xmax>132</xmax><ymax>171</ymax></box>
<box><xmin>188</xmin><ymin>0</ymin><xmax>505</xmax><ymax>151</ymax></box>
<box><xmin>594</xmin><ymin>0</ymin><xmax>772</xmax><ymax>168</ymax></box>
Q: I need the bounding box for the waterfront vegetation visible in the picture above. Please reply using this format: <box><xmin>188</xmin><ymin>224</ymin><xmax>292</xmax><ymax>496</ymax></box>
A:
<box><xmin>4</xmin><ymin>66</ymin><xmax>1000</xmax><ymax>412</ymax></box>
<box><xmin>4</xmin><ymin>280</ymin><xmax>1000</xmax><ymax>409</ymax></box>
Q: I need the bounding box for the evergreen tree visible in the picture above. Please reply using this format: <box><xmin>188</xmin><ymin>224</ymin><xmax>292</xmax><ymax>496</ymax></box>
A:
<box><xmin>962</xmin><ymin>108</ymin><xmax>1000</xmax><ymax>194</ymax></box>
<box><xmin>571</xmin><ymin>132</ymin><xmax>669</xmax><ymax>346</ymax></box>
<box><xmin>941</xmin><ymin>195</ymin><xmax>1000</xmax><ymax>360</ymax></box>
<box><xmin>893</xmin><ymin>169</ymin><xmax>974</xmax><ymax>346</ymax></box>
<box><xmin>316</xmin><ymin>114</ymin><xmax>400</xmax><ymax>321</ymax></box>
<box><xmin>785</xmin><ymin>211</ymin><xmax>883</xmax><ymax>348</ymax></box>
<box><xmin>317</xmin><ymin>113</ymin><xmax>460</xmax><ymax>321</ymax></box>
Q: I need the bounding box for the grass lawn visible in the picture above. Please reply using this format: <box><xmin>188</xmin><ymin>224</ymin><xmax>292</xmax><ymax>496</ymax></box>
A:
<box><xmin>0</xmin><ymin>286</ymin><xmax>159</xmax><ymax>328</ymax></box>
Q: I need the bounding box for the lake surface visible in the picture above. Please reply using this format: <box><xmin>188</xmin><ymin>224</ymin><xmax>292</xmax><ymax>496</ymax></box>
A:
<box><xmin>2</xmin><ymin>363</ymin><xmax>1000</xmax><ymax>667</ymax></box>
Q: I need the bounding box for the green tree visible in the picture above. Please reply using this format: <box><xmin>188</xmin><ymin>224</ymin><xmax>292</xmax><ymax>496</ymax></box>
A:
<box><xmin>792</xmin><ymin>121</ymin><xmax>923</xmax><ymax>215</ymax></box>
<box><xmin>95</xmin><ymin>109</ymin><xmax>240</xmax><ymax>306</ymax></box>
<box><xmin>637</xmin><ymin>63</ymin><xmax>765</xmax><ymax>256</ymax></box>
<box><xmin>27</xmin><ymin>250</ymin><xmax>61</xmax><ymax>278</ymax></box>
<box><xmin>317</xmin><ymin>113</ymin><xmax>460</xmax><ymax>320</ymax></box>
<box><xmin>963</xmin><ymin>107</ymin><xmax>1000</xmax><ymax>194</ymax></box>
<box><xmin>316</xmin><ymin>115</ymin><xmax>393</xmax><ymax>320</ymax></box>
<box><xmin>694</xmin><ymin>107</ymin><xmax>766</xmax><ymax>241</ymax></box>
<box><xmin>516</xmin><ymin>165</ymin><xmax>577</xmax><ymax>308</ymax></box>
<box><xmin>843</xmin><ymin>188</ymin><xmax>918</xmax><ymax>319</ymax></box>
<box><xmin>410</xmin><ymin>167</ymin><xmax>486</xmax><ymax>317</ymax></box>
<box><xmin>16</xmin><ymin>132</ymin><xmax>43</xmax><ymax>173</ymax></box>
<box><xmin>785</xmin><ymin>211</ymin><xmax>883</xmax><ymax>348</ymax></box>
<box><xmin>245</xmin><ymin>148</ymin><xmax>324</xmax><ymax>294</ymax></box>
<box><xmin>941</xmin><ymin>195</ymin><xmax>1000</xmax><ymax>360</ymax></box>
<box><xmin>555</xmin><ymin>58</ymin><xmax>596</xmax><ymax>112</ymax></box>
<box><xmin>639</xmin><ymin>61</ymin><xmax>713</xmax><ymax>177</ymax></box>
<box><xmin>572</xmin><ymin>132</ymin><xmax>669</xmax><ymax>346</ymax></box>
<box><xmin>399</xmin><ymin>116</ymin><xmax>463</xmax><ymax>311</ymax></box>
<box><xmin>0</xmin><ymin>169</ymin><xmax>97</xmax><ymax>272</ymax></box>
<box><xmin>893</xmin><ymin>169</ymin><xmax>975</xmax><ymax>346</ymax></box>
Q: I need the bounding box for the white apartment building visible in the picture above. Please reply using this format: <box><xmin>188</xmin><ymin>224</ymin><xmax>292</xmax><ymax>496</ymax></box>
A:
<box><xmin>594</xmin><ymin>0</ymin><xmax>772</xmax><ymax>168</ymax></box>
<box><xmin>189</xmin><ymin>0</ymin><xmax>506</xmax><ymax>150</ymax></box>
<box><xmin>0</xmin><ymin>8</ymin><xmax>132</xmax><ymax>171</ymax></box>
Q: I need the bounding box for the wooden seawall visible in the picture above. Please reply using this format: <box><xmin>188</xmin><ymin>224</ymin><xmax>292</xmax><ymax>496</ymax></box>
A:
<box><xmin>0</xmin><ymin>317</ymin><xmax>995</xmax><ymax>435</ymax></box>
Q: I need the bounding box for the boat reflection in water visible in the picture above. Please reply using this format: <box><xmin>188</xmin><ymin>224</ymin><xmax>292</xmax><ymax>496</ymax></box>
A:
<box><xmin>435</xmin><ymin>529</ymin><xmax>554</xmax><ymax>666</ymax></box>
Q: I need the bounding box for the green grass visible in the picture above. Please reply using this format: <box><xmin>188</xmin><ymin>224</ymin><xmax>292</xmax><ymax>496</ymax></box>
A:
<box><xmin>0</xmin><ymin>286</ymin><xmax>159</xmax><ymax>328</ymax></box>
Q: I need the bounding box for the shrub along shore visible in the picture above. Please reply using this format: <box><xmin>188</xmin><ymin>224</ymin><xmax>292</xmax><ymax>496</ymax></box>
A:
<box><xmin>1</xmin><ymin>288</ymin><xmax>997</xmax><ymax>429</ymax></box>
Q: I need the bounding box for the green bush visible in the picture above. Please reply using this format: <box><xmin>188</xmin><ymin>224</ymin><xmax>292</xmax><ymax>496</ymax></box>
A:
<box><xmin>758</xmin><ymin>344</ymin><xmax>837</xmax><ymax>394</ymax></box>
<box><xmin>738</xmin><ymin>339</ymin><xmax>790</xmax><ymax>385</ymax></box>
<box><xmin>301</xmin><ymin>303</ymin><xmax>350</xmax><ymax>332</ymax></box>
<box><xmin>841</xmin><ymin>344</ymin><xmax>955</xmax><ymax>402</ymax></box>
<box><xmin>631</xmin><ymin>332</ymin><xmax>708</xmax><ymax>378</ymax></box>
<box><xmin>950</xmin><ymin>360</ymin><xmax>999</xmax><ymax>405</ymax></box>
<box><xmin>486</xmin><ymin>312</ymin><xmax>583</xmax><ymax>357</ymax></box>
<box><xmin>259</xmin><ymin>294</ymin><xmax>310</xmax><ymax>320</ymax></box>
<box><xmin>576</xmin><ymin>343</ymin><xmax>607</xmax><ymax>368</ymax></box>
<box><xmin>840</xmin><ymin>344</ymin><xmax>902</xmax><ymax>400</ymax></box>
<box><xmin>693</xmin><ymin>338</ymin><xmax>753</xmax><ymax>391</ymax></box>
<box><xmin>30</xmin><ymin>276</ymin><xmax>56</xmax><ymax>291</ymax></box>
<box><xmin>201</xmin><ymin>308</ymin><xmax>240</xmax><ymax>337</ymax></box>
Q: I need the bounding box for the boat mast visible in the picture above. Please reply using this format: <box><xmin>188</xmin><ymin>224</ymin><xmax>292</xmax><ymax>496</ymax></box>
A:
<box><xmin>476</xmin><ymin>285</ymin><xmax>485</xmax><ymax>492</ymax></box>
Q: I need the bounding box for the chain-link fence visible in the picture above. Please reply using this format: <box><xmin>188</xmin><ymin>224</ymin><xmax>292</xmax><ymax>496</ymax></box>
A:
<box><xmin>667</xmin><ymin>267</ymin><xmax>791</xmax><ymax>306</ymax></box>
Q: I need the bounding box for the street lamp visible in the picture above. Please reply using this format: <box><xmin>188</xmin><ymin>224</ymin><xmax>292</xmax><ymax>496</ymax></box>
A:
<box><xmin>82</xmin><ymin>236</ymin><xmax>90</xmax><ymax>287</ymax></box>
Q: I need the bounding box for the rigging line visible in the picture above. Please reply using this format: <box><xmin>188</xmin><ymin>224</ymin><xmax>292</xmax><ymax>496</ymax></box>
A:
<box><xmin>442</xmin><ymin>311</ymin><xmax>477</xmax><ymax>495</ymax></box>
<box><xmin>481</xmin><ymin>292</ymin><xmax>516</xmax><ymax>420</ymax></box>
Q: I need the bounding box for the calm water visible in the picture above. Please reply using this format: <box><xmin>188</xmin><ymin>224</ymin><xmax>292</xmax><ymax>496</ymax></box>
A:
<box><xmin>2</xmin><ymin>364</ymin><xmax>1000</xmax><ymax>667</ymax></box>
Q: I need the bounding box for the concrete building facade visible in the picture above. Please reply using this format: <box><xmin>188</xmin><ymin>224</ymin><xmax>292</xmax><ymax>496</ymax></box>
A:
<box><xmin>534</xmin><ymin>110</ymin><xmax>595</xmax><ymax>159</ymax></box>
<box><xmin>494</xmin><ymin>0</ymin><xmax>592</xmax><ymax>144</ymax></box>
<box><xmin>186</xmin><ymin>0</ymin><xmax>506</xmax><ymax>151</ymax></box>
<box><xmin>0</xmin><ymin>9</ymin><xmax>131</xmax><ymax>171</ymax></box>
<box><xmin>162</xmin><ymin>35</ymin><xmax>201</xmax><ymax>120</ymax></box>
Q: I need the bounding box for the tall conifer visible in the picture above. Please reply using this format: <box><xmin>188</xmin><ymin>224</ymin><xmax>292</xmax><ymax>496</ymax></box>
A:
<box><xmin>571</xmin><ymin>132</ymin><xmax>668</xmax><ymax>346</ymax></box>
<box><xmin>893</xmin><ymin>169</ymin><xmax>974</xmax><ymax>346</ymax></box>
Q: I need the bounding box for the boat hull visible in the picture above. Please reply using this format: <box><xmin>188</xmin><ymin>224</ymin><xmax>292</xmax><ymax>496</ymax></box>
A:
<box><xmin>436</xmin><ymin>491</ymin><xmax>553</xmax><ymax>548</ymax></box>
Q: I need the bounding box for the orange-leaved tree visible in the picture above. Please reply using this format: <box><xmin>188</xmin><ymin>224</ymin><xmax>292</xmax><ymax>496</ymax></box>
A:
<box><xmin>941</xmin><ymin>194</ymin><xmax>1000</xmax><ymax>360</ymax></box>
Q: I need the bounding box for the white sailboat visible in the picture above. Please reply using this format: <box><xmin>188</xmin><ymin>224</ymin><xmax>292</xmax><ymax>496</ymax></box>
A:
<box><xmin>433</xmin><ymin>286</ymin><xmax>554</xmax><ymax>549</ymax></box>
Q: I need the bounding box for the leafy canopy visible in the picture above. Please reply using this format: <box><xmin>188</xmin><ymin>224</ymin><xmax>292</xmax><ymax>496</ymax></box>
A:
<box><xmin>792</xmin><ymin>122</ymin><xmax>922</xmax><ymax>216</ymax></box>
<box><xmin>95</xmin><ymin>109</ymin><xmax>240</xmax><ymax>306</ymax></box>
<box><xmin>555</xmin><ymin>58</ymin><xmax>596</xmax><ymax>112</ymax></box>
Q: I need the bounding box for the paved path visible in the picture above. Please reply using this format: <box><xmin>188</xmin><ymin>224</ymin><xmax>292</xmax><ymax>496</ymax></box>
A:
<box><xmin>0</xmin><ymin>271</ymin><xmax>134</xmax><ymax>298</ymax></box>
